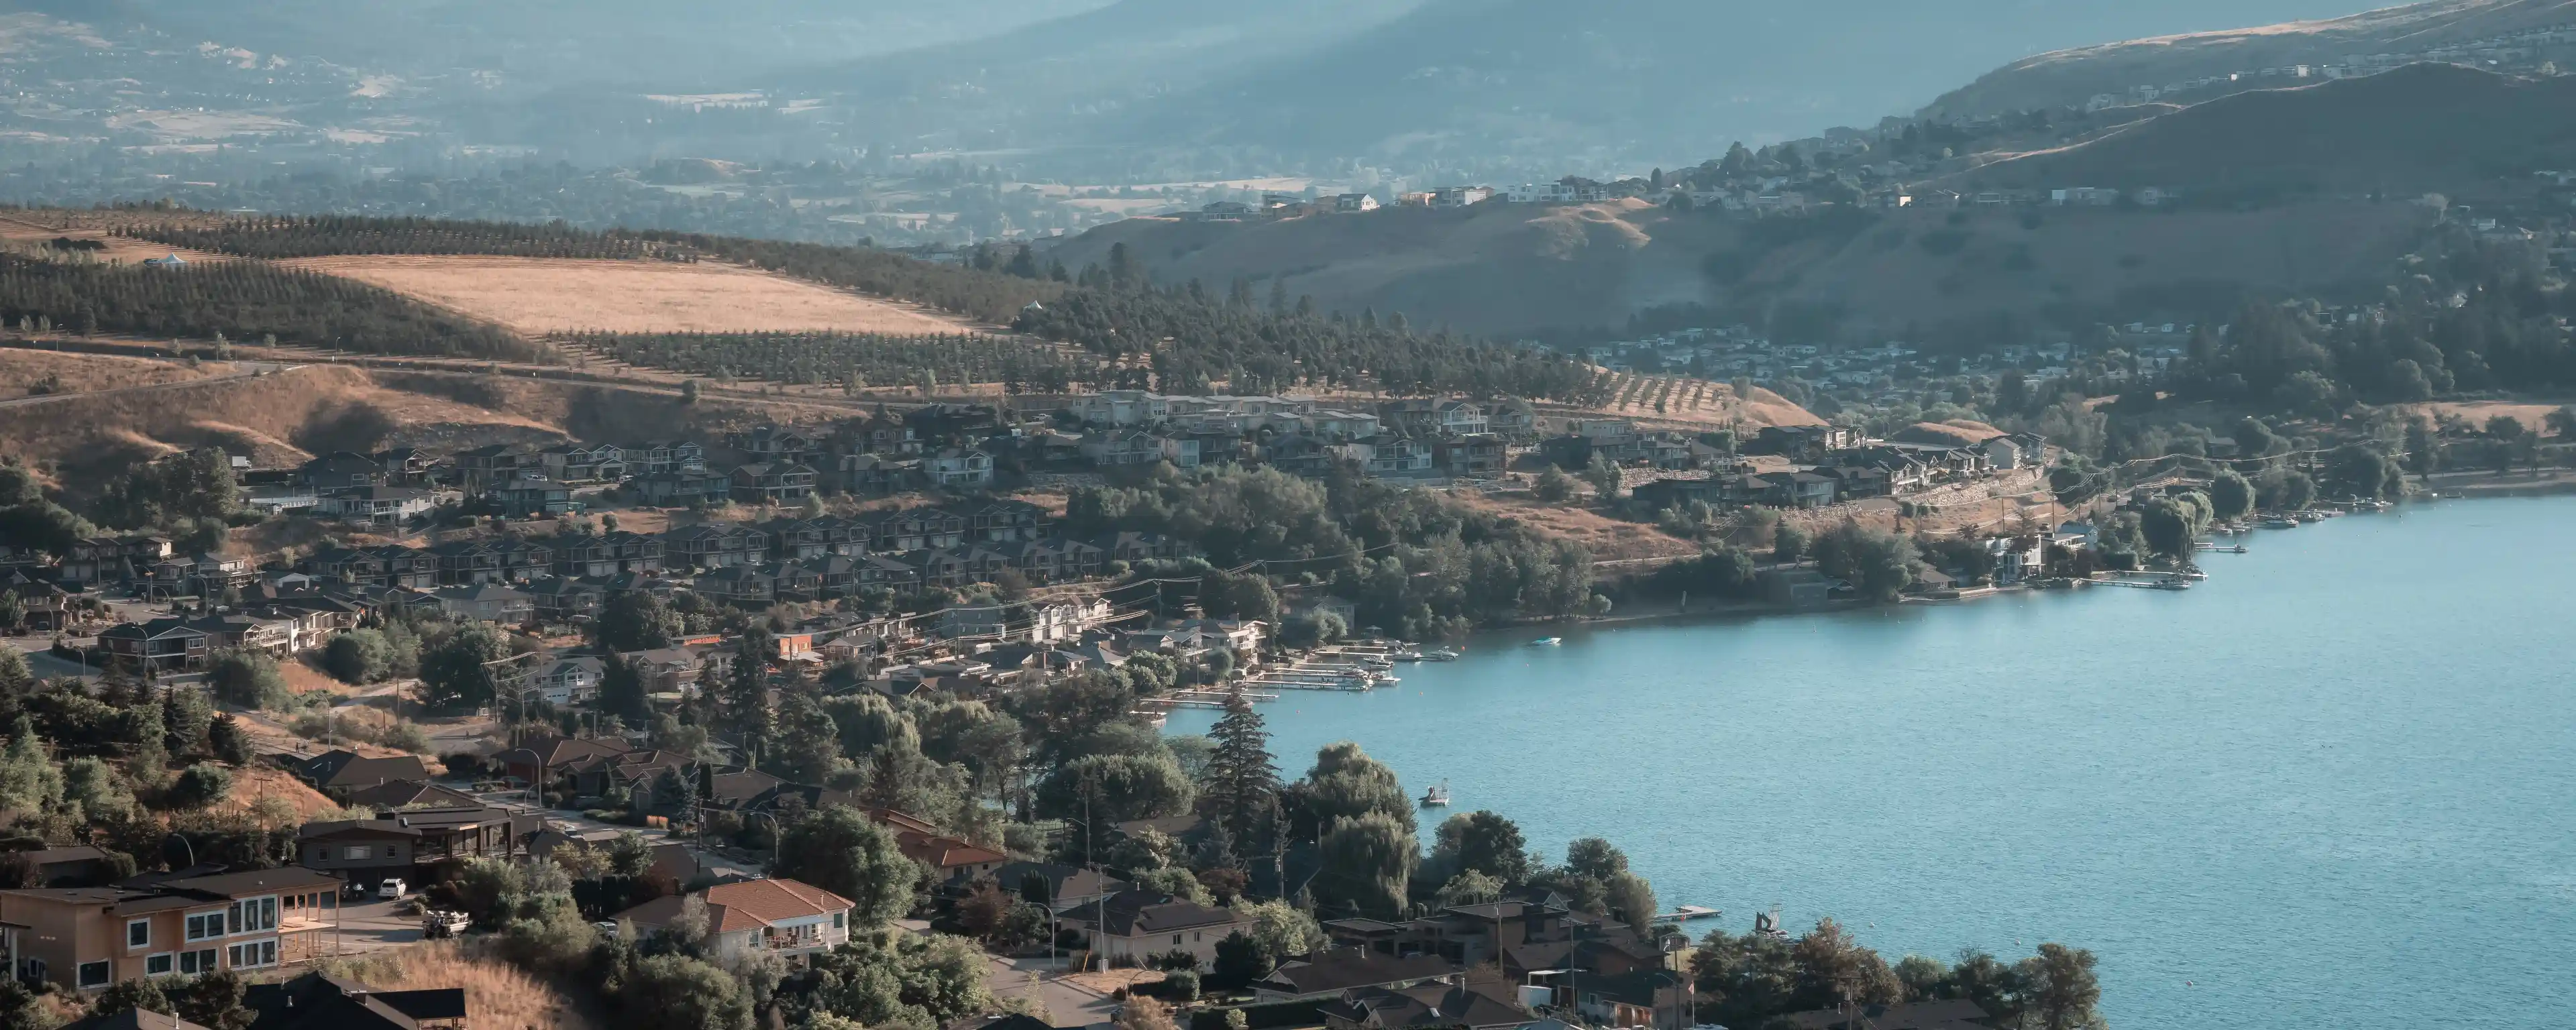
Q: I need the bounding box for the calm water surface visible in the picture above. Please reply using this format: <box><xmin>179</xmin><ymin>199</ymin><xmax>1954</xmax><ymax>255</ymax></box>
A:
<box><xmin>1167</xmin><ymin>496</ymin><xmax>2576</xmax><ymax>1030</ymax></box>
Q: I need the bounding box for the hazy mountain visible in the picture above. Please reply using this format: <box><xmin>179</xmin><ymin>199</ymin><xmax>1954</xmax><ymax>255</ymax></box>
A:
<box><xmin>772</xmin><ymin>0</ymin><xmax>1433</xmax><ymax>147</ymax></box>
<box><xmin>1925</xmin><ymin>0</ymin><xmax>2576</xmax><ymax>119</ymax></box>
<box><xmin>9</xmin><ymin>0</ymin><xmax>1112</xmax><ymax>88</ymax></box>
<box><xmin>1075</xmin><ymin>0</ymin><xmax>2372</xmax><ymax>165</ymax></box>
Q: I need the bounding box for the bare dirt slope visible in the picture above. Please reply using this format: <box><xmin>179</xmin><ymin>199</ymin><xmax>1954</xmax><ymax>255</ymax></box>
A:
<box><xmin>0</xmin><ymin>357</ymin><xmax>858</xmax><ymax>488</ymax></box>
<box><xmin>0</xmin><ymin>347</ymin><xmax>235</xmax><ymax>398</ymax></box>
<box><xmin>278</xmin><ymin>255</ymin><xmax>983</xmax><ymax>336</ymax></box>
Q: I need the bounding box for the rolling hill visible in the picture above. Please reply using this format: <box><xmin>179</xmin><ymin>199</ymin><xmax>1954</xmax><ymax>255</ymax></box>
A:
<box><xmin>1924</xmin><ymin>0</ymin><xmax>2576</xmax><ymax>119</ymax></box>
<box><xmin>1955</xmin><ymin>63</ymin><xmax>2576</xmax><ymax>196</ymax></box>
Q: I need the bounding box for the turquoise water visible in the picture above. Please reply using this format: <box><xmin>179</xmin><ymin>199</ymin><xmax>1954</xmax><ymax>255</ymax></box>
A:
<box><xmin>1168</xmin><ymin>496</ymin><xmax>2576</xmax><ymax>1029</ymax></box>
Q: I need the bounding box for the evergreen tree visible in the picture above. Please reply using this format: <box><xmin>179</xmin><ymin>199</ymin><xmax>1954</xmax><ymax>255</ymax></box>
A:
<box><xmin>1197</xmin><ymin>689</ymin><xmax>1281</xmax><ymax>849</ymax></box>
<box><xmin>719</xmin><ymin>630</ymin><xmax>775</xmax><ymax>761</ymax></box>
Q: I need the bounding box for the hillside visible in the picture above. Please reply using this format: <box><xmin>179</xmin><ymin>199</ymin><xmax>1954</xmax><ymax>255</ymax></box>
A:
<box><xmin>1925</xmin><ymin>0</ymin><xmax>2576</xmax><ymax>118</ymax></box>
<box><xmin>1043</xmin><ymin>194</ymin><xmax>2432</xmax><ymax>343</ymax></box>
<box><xmin>1955</xmin><ymin>64</ymin><xmax>2576</xmax><ymax>196</ymax></box>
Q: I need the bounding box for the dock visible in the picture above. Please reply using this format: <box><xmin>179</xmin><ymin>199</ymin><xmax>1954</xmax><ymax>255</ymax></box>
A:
<box><xmin>1652</xmin><ymin>905</ymin><xmax>1721</xmax><ymax>923</ymax></box>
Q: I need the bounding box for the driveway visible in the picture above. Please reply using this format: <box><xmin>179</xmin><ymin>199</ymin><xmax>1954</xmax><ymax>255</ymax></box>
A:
<box><xmin>985</xmin><ymin>953</ymin><xmax>1119</xmax><ymax>1029</ymax></box>
<box><xmin>306</xmin><ymin>897</ymin><xmax>427</xmax><ymax>957</ymax></box>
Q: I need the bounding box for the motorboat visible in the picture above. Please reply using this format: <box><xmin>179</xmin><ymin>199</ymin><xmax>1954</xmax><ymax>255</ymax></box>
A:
<box><xmin>1529</xmin><ymin>637</ymin><xmax>1561</xmax><ymax>646</ymax></box>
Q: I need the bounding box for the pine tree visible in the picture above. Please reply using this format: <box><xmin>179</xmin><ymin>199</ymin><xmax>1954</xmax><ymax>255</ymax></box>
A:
<box><xmin>1198</xmin><ymin>688</ymin><xmax>1281</xmax><ymax>848</ymax></box>
<box><xmin>719</xmin><ymin>630</ymin><xmax>775</xmax><ymax>762</ymax></box>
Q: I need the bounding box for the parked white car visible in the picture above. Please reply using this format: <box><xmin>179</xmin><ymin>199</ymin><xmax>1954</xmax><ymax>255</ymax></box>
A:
<box><xmin>378</xmin><ymin>878</ymin><xmax>408</xmax><ymax>899</ymax></box>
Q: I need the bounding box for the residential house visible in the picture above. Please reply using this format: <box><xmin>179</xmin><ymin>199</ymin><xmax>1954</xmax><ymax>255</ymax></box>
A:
<box><xmin>297</xmin><ymin>806</ymin><xmax>536</xmax><ymax>891</ymax></box>
<box><xmin>926</xmin><ymin>448</ymin><xmax>995</xmax><ymax>489</ymax></box>
<box><xmin>1781</xmin><ymin>1000</ymin><xmax>1996</xmax><ymax>1030</ymax></box>
<box><xmin>97</xmin><ymin>618</ymin><xmax>211</xmax><ymax>673</ymax></box>
<box><xmin>452</xmin><ymin>445</ymin><xmax>532</xmax><ymax>494</ymax></box>
<box><xmin>242</xmin><ymin>970</ymin><xmax>470</xmax><ymax>1030</ymax></box>
<box><xmin>956</xmin><ymin>862</ymin><xmax>1132</xmax><ymax>910</ymax></box>
<box><xmin>1255</xmin><ymin>949</ymin><xmax>1461</xmax><ymax>1003</ymax></box>
<box><xmin>630</xmin><ymin>470</ymin><xmax>731</xmax><ymax>507</ymax></box>
<box><xmin>864</xmin><ymin>809</ymin><xmax>1006</xmax><ymax>880</ymax></box>
<box><xmin>524</xmin><ymin>576</ymin><xmax>607</xmax><ymax>622</ymax></box>
<box><xmin>613</xmin><ymin>878</ymin><xmax>855</xmax><ymax>962</ymax></box>
<box><xmin>537</xmin><ymin>443</ymin><xmax>627</xmax><ymax>484</ymax></box>
<box><xmin>531</xmin><ymin>654</ymin><xmax>605</xmax><ymax>705</ymax></box>
<box><xmin>342</xmin><ymin>779</ymin><xmax>481</xmax><ymax>811</ymax></box>
<box><xmin>1320</xmin><ymin>981</ymin><xmax>1539</xmax><ymax>1030</ymax></box>
<box><xmin>296</xmin><ymin>452</ymin><xmax>386</xmax><ymax>494</ymax></box>
<box><xmin>626</xmin><ymin>441</ymin><xmax>708</xmax><ymax>476</ymax></box>
<box><xmin>491</xmin><ymin>481</ymin><xmax>580</xmax><ymax>519</ymax></box>
<box><xmin>733</xmin><ymin>426</ymin><xmax>823</xmax><ymax>463</ymax></box>
<box><xmin>0</xmin><ymin>866</ymin><xmax>342</xmax><ymax>990</ymax></box>
<box><xmin>1064</xmin><ymin>890</ymin><xmax>1252</xmax><ymax>966</ymax></box>
<box><xmin>730</xmin><ymin>463</ymin><xmax>818</xmax><ymax>506</ymax></box>
<box><xmin>319</xmin><ymin>487</ymin><xmax>437</xmax><ymax>528</ymax></box>
<box><xmin>428</xmin><ymin>583</ymin><xmax>533</xmax><ymax>624</ymax></box>
<box><xmin>696</xmin><ymin>566</ymin><xmax>777</xmax><ymax>606</ymax></box>
<box><xmin>292</xmin><ymin>750</ymin><xmax>433</xmax><ymax>799</ymax></box>
<box><xmin>1756</xmin><ymin>425</ymin><xmax>1861</xmax><ymax>462</ymax></box>
<box><xmin>1070</xmin><ymin>390</ymin><xmax>1173</xmax><ymax>426</ymax></box>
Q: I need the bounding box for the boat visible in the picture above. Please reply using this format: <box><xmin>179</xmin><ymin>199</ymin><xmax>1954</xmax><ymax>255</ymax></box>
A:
<box><xmin>1528</xmin><ymin>637</ymin><xmax>1562</xmax><ymax>647</ymax></box>
<box><xmin>2151</xmin><ymin>577</ymin><xmax>2192</xmax><ymax>590</ymax></box>
<box><xmin>1391</xmin><ymin>647</ymin><xmax>1424</xmax><ymax>662</ymax></box>
<box><xmin>2263</xmin><ymin>517</ymin><xmax>2299</xmax><ymax>528</ymax></box>
<box><xmin>1421</xmin><ymin>648</ymin><xmax>1460</xmax><ymax>661</ymax></box>
<box><xmin>1419</xmin><ymin>780</ymin><xmax>1451</xmax><ymax>807</ymax></box>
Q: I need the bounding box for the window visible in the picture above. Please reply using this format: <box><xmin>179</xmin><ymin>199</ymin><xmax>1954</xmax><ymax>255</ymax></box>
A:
<box><xmin>77</xmin><ymin>960</ymin><xmax>109</xmax><ymax>988</ymax></box>
<box><xmin>831</xmin><ymin>911</ymin><xmax>845</xmax><ymax>929</ymax></box>
<box><xmin>127</xmin><ymin>919</ymin><xmax>150</xmax><ymax>949</ymax></box>
<box><xmin>227</xmin><ymin>897</ymin><xmax>277</xmax><ymax>935</ymax></box>
<box><xmin>343</xmin><ymin>845</ymin><xmax>374</xmax><ymax>860</ymax></box>
<box><xmin>178</xmin><ymin>950</ymin><xmax>218</xmax><ymax>975</ymax></box>
<box><xmin>144</xmin><ymin>954</ymin><xmax>173</xmax><ymax>976</ymax></box>
<box><xmin>227</xmin><ymin>939</ymin><xmax>277</xmax><ymax>970</ymax></box>
<box><xmin>185</xmin><ymin>912</ymin><xmax>224</xmax><ymax>941</ymax></box>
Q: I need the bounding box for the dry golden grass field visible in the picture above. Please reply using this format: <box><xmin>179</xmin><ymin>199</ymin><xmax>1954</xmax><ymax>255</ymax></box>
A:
<box><xmin>278</xmin><ymin>255</ymin><xmax>981</xmax><ymax>335</ymax></box>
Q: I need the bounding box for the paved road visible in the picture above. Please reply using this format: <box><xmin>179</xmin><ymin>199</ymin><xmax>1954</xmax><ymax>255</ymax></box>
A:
<box><xmin>983</xmin><ymin>953</ymin><xmax>1117</xmax><ymax>1029</ymax></box>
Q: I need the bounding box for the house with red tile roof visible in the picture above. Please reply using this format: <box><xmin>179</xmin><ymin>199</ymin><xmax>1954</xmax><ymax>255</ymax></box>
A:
<box><xmin>612</xmin><ymin>878</ymin><xmax>854</xmax><ymax>962</ymax></box>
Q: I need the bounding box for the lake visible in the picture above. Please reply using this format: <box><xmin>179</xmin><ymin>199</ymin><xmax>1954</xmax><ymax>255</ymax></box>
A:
<box><xmin>1167</xmin><ymin>496</ymin><xmax>2576</xmax><ymax>1030</ymax></box>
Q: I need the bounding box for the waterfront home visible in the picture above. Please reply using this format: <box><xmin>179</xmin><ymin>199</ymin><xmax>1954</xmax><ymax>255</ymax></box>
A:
<box><xmin>613</xmin><ymin>878</ymin><xmax>855</xmax><ymax>962</ymax></box>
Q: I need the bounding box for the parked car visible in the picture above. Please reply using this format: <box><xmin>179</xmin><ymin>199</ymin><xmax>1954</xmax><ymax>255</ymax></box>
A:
<box><xmin>378</xmin><ymin>878</ymin><xmax>408</xmax><ymax>899</ymax></box>
<box><xmin>423</xmin><ymin>910</ymin><xmax>470</xmax><ymax>937</ymax></box>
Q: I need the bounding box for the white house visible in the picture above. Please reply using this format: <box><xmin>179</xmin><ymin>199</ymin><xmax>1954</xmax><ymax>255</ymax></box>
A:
<box><xmin>320</xmin><ymin>487</ymin><xmax>438</xmax><ymax>528</ymax></box>
<box><xmin>612</xmin><ymin>878</ymin><xmax>855</xmax><ymax>962</ymax></box>
<box><xmin>1065</xmin><ymin>890</ymin><xmax>1250</xmax><ymax>967</ymax></box>
<box><xmin>926</xmin><ymin>448</ymin><xmax>995</xmax><ymax>489</ymax></box>
<box><xmin>532</xmin><ymin>655</ymin><xmax>605</xmax><ymax>705</ymax></box>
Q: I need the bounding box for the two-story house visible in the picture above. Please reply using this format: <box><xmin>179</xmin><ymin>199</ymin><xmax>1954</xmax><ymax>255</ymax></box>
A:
<box><xmin>0</xmin><ymin>866</ymin><xmax>342</xmax><ymax>991</ymax></box>
<box><xmin>729</xmin><ymin>463</ymin><xmax>818</xmax><ymax>506</ymax></box>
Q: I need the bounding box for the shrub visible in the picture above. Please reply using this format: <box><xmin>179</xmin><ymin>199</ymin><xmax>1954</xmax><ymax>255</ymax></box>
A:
<box><xmin>165</xmin><ymin>763</ymin><xmax>233</xmax><ymax>810</ymax></box>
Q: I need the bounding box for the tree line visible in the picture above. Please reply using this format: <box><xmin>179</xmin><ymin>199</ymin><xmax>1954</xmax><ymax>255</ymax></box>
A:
<box><xmin>578</xmin><ymin>329</ymin><xmax>1105</xmax><ymax>395</ymax></box>
<box><xmin>0</xmin><ymin>253</ymin><xmax>539</xmax><ymax>361</ymax></box>
<box><xmin>1015</xmin><ymin>266</ymin><xmax>1615</xmax><ymax>402</ymax></box>
<box><xmin>119</xmin><ymin>215</ymin><xmax>655</xmax><ymax>260</ymax></box>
